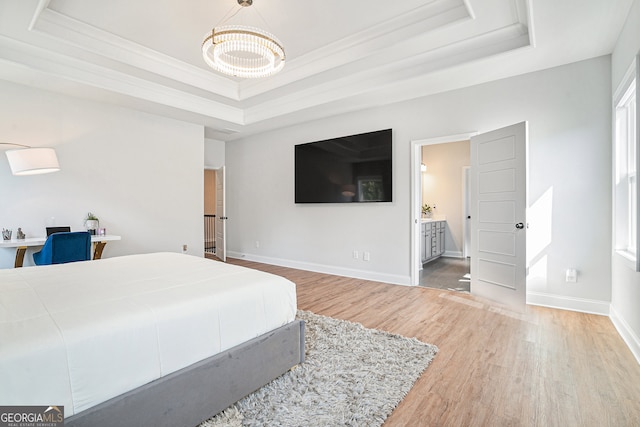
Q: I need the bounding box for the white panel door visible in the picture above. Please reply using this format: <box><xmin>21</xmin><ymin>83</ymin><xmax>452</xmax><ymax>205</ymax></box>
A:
<box><xmin>215</xmin><ymin>166</ymin><xmax>226</xmax><ymax>262</ymax></box>
<box><xmin>470</xmin><ymin>122</ymin><xmax>527</xmax><ymax>311</ymax></box>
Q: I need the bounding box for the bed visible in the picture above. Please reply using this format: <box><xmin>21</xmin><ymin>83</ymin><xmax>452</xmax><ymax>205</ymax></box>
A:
<box><xmin>0</xmin><ymin>252</ymin><xmax>304</xmax><ymax>427</ymax></box>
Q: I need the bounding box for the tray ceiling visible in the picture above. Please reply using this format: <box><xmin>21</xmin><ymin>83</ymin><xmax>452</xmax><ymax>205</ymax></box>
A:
<box><xmin>0</xmin><ymin>0</ymin><xmax>633</xmax><ymax>140</ymax></box>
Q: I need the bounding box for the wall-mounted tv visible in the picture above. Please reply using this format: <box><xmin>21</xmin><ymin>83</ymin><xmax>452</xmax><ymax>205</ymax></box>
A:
<box><xmin>295</xmin><ymin>129</ymin><xmax>392</xmax><ymax>203</ymax></box>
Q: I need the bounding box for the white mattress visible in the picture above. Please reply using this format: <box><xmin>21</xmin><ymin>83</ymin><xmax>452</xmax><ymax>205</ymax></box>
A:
<box><xmin>0</xmin><ymin>253</ymin><xmax>297</xmax><ymax>416</ymax></box>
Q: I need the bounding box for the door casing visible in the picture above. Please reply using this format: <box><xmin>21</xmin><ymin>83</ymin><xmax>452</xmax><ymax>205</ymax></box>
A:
<box><xmin>410</xmin><ymin>132</ymin><xmax>476</xmax><ymax>286</ymax></box>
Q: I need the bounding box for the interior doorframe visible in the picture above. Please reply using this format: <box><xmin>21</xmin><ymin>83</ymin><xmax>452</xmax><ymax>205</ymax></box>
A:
<box><xmin>410</xmin><ymin>132</ymin><xmax>476</xmax><ymax>286</ymax></box>
<box><xmin>203</xmin><ymin>165</ymin><xmax>226</xmax><ymax>261</ymax></box>
<box><xmin>203</xmin><ymin>167</ymin><xmax>217</xmax><ymax>257</ymax></box>
<box><xmin>462</xmin><ymin>166</ymin><xmax>471</xmax><ymax>258</ymax></box>
<box><xmin>214</xmin><ymin>166</ymin><xmax>226</xmax><ymax>262</ymax></box>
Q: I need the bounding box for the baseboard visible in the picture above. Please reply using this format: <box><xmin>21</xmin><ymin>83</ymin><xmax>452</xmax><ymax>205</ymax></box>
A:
<box><xmin>526</xmin><ymin>291</ymin><xmax>610</xmax><ymax>316</ymax></box>
<box><xmin>443</xmin><ymin>251</ymin><xmax>464</xmax><ymax>258</ymax></box>
<box><xmin>227</xmin><ymin>251</ymin><xmax>412</xmax><ymax>286</ymax></box>
<box><xmin>610</xmin><ymin>304</ymin><xmax>640</xmax><ymax>365</ymax></box>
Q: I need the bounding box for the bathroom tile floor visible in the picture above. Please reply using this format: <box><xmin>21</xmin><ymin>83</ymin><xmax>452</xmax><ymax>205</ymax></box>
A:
<box><xmin>419</xmin><ymin>256</ymin><xmax>471</xmax><ymax>292</ymax></box>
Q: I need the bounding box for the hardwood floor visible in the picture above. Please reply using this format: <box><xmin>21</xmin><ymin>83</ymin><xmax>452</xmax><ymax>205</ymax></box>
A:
<box><xmin>226</xmin><ymin>258</ymin><xmax>640</xmax><ymax>426</ymax></box>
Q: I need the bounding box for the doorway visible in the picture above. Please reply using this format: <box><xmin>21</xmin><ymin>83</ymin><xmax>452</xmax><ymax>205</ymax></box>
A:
<box><xmin>412</xmin><ymin>135</ymin><xmax>472</xmax><ymax>291</ymax></box>
<box><xmin>204</xmin><ymin>166</ymin><xmax>226</xmax><ymax>261</ymax></box>
<box><xmin>204</xmin><ymin>168</ymin><xmax>217</xmax><ymax>258</ymax></box>
<box><xmin>412</xmin><ymin>123</ymin><xmax>528</xmax><ymax>312</ymax></box>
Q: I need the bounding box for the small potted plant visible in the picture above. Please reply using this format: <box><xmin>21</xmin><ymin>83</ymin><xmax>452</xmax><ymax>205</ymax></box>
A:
<box><xmin>421</xmin><ymin>203</ymin><xmax>432</xmax><ymax>218</ymax></box>
<box><xmin>84</xmin><ymin>212</ymin><xmax>99</xmax><ymax>235</ymax></box>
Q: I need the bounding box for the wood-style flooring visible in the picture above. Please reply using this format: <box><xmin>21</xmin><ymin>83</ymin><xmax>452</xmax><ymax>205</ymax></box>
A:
<box><xmin>225</xmin><ymin>258</ymin><xmax>640</xmax><ymax>427</ymax></box>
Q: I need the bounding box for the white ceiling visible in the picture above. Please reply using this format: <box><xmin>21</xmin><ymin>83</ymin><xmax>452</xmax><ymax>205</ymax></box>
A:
<box><xmin>0</xmin><ymin>0</ymin><xmax>633</xmax><ymax>140</ymax></box>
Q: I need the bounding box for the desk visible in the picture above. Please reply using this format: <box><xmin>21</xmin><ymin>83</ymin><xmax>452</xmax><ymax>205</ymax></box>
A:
<box><xmin>0</xmin><ymin>235</ymin><xmax>122</xmax><ymax>267</ymax></box>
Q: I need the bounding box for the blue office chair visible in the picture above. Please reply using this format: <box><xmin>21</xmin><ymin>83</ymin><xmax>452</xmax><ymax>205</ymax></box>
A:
<box><xmin>33</xmin><ymin>231</ymin><xmax>92</xmax><ymax>266</ymax></box>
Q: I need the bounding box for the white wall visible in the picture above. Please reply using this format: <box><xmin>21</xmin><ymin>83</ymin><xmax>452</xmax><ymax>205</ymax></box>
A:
<box><xmin>0</xmin><ymin>80</ymin><xmax>205</xmax><ymax>268</ymax></box>
<box><xmin>226</xmin><ymin>56</ymin><xmax>613</xmax><ymax>310</ymax></box>
<box><xmin>610</xmin><ymin>0</ymin><xmax>640</xmax><ymax>362</ymax></box>
<box><xmin>205</xmin><ymin>138</ymin><xmax>225</xmax><ymax>169</ymax></box>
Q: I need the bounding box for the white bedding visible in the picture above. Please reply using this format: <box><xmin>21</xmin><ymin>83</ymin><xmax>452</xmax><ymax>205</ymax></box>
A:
<box><xmin>0</xmin><ymin>252</ymin><xmax>297</xmax><ymax>416</ymax></box>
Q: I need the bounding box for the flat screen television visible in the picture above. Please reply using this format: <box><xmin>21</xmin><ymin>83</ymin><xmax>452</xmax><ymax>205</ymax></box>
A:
<box><xmin>295</xmin><ymin>129</ymin><xmax>392</xmax><ymax>203</ymax></box>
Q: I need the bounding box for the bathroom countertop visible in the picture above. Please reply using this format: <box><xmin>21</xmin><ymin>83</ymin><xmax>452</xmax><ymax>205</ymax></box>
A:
<box><xmin>421</xmin><ymin>217</ymin><xmax>446</xmax><ymax>222</ymax></box>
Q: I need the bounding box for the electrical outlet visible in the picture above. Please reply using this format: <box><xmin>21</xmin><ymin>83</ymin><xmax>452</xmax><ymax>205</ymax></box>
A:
<box><xmin>182</xmin><ymin>244</ymin><xmax>188</xmax><ymax>254</ymax></box>
<box><xmin>364</xmin><ymin>252</ymin><xmax>370</xmax><ymax>261</ymax></box>
<box><xmin>255</xmin><ymin>240</ymin><xmax>260</xmax><ymax>248</ymax></box>
<box><xmin>353</xmin><ymin>250</ymin><xmax>359</xmax><ymax>259</ymax></box>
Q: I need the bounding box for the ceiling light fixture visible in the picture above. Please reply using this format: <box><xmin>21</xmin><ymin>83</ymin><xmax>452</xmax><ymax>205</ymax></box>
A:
<box><xmin>1</xmin><ymin>143</ymin><xmax>60</xmax><ymax>176</ymax></box>
<box><xmin>202</xmin><ymin>0</ymin><xmax>285</xmax><ymax>79</ymax></box>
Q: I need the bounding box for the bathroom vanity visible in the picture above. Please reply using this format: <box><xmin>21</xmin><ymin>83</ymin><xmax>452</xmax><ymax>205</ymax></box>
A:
<box><xmin>421</xmin><ymin>219</ymin><xmax>445</xmax><ymax>264</ymax></box>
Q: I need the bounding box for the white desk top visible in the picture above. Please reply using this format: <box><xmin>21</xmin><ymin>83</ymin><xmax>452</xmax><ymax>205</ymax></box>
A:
<box><xmin>0</xmin><ymin>234</ymin><xmax>121</xmax><ymax>248</ymax></box>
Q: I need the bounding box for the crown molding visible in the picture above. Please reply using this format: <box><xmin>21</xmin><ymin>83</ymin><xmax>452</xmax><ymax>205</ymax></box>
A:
<box><xmin>0</xmin><ymin>35</ymin><xmax>244</xmax><ymax>125</ymax></box>
<box><xmin>28</xmin><ymin>0</ymin><xmax>477</xmax><ymax>104</ymax></box>
<box><xmin>239</xmin><ymin>0</ymin><xmax>472</xmax><ymax>98</ymax></box>
<box><xmin>244</xmin><ymin>22</ymin><xmax>530</xmax><ymax>125</ymax></box>
<box><xmin>6</xmin><ymin>0</ymin><xmax>536</xmax><ymax>137</ymax></box>
<box><xmin>29</xmin><ymin>5</ymin><xmax>240</xmax><ymax>100</ymax></box>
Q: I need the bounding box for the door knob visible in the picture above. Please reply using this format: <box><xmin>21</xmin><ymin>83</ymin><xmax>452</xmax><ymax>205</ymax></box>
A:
<box><xmin>515</xmin><ymin>222</ymin><xmax>524</xmax><ymax>229</ymax></box>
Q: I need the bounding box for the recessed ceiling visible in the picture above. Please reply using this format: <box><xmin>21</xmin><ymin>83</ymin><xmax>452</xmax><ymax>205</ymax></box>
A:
<box><xmin>0</xmin><ymin>0</ymin><xmax>633</xmax><ymax>140</ymax></box>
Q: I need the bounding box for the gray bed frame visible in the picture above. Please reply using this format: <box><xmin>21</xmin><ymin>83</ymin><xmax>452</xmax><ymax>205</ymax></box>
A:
<box><xmin>66</xmin><ymin>320</ymin><xmax>305</xmax><ymax>427</ymax></box>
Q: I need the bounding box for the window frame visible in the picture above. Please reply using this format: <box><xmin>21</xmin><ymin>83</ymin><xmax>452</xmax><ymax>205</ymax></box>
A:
<box><xmin>614</xmin><ymin>52</ymin><xmax>640</xmax><ymax>271</ymax></box>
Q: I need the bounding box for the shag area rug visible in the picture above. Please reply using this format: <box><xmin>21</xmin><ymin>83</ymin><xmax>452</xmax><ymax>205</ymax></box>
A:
<box><xmin>200</xmin><ymin>310</ymin><xmax>438</xmax><ymax>427</ymax></box>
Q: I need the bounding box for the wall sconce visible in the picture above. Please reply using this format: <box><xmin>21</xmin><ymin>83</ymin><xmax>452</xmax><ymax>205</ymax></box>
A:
<box><xmin>1</xmin><ymin>143</ymin><xmax>60</xmax><ymax>175</ymax></box>
<box><xmin>421</xmin><ymin>163</ymin><xmax>427</xmax><ymax>172</ymax></box>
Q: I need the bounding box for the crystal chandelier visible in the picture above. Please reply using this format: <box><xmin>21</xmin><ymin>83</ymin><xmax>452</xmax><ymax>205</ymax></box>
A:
<box><xmin>202</xmin><ymin>0</ymin><xmax>285</xmax><ymax>79</ymax></box>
